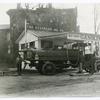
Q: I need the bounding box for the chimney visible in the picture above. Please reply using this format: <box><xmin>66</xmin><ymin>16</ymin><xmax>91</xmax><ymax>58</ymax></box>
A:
<box><xmin>17</xmin><ymin>3</ymin><xmax>22</xmax><ymax>9</ymax></box>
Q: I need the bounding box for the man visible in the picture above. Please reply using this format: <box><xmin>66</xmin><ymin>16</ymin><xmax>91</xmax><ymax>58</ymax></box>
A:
<box><xmin>16</xmin><ymin>54</ymin><xmax>22</xmax><ymax>75</ymax></box>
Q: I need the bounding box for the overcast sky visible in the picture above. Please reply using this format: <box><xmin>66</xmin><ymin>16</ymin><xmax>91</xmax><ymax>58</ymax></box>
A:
<box><xmin>0</xmin><ymin>3</ymin><xmax>100</xmax><ymax>34</ymax></box>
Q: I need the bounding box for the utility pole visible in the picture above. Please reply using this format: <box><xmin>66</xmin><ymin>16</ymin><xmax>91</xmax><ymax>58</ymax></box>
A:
<box><xmin>24</xmin><ymin>3</ymin><xmax>29</xmax><ymax>49</ymax></box>
<box><xmin>94</xmin><ymin>4</ymin><xmax>98</xmax><ymax>72</ymax></box>
<box><xmin>94</xmin><ymin>4</ymin><xmax>97</xmax><ymax>35</ymax></box>
<box><xmin>25</xmin><ymin>18</ymin><xmax>27</xmax><ymax>48</ymax></box>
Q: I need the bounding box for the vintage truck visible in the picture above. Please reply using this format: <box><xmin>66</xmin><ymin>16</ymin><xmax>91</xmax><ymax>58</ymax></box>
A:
<box><xmin>21</xmin><ymin>48</ymin><xmax>81</xmax><ymax>75</ymax></box>
<box><xmin>19</xmin><ymin>42</ymin><xmax>100</xmax><ymax>75</ymax></box>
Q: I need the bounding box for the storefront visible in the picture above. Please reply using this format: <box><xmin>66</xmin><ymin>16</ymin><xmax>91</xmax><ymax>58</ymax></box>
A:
<box><xmin>16</xmin><ymin>30</ymin><xmax>100</xmax><ymax>56</ymax></box>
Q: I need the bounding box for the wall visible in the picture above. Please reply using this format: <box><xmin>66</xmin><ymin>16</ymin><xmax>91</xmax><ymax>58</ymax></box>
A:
<box><xmin>7</xmin><ymin>7</ymin><xmax>78</xmax><ymax>58</ymax></box>
<box><xmin>0</xmin><ymin>29</ymin><xmax>9</xmax><ymax>62</ymax></box>
<box><xmin>53</xmin><ymin>38</ymin><xmax>66</xmax><ymax>46</ymax></box>
<box><xmin>19</xmin><ymin>31</ymin><xmax>38</xmax><ymax>50</ymax></box>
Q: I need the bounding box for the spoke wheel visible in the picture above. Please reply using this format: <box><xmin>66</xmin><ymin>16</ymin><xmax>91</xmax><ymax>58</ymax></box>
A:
<box><xmin>42</xmin><ymin>62</ymin><xmax>56</xmax><ymax>75</ymax></box>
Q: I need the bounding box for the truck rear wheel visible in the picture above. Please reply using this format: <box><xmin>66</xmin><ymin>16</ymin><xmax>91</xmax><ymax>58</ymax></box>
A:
<box><xmin>42</xmin><ymin>62</ymin><xmax>56</xmax><ymax>75</ymax></box>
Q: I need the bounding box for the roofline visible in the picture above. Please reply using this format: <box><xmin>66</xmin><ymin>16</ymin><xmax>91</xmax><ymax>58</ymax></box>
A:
<box><xmin>39</xmin><ymin>33</ymin><xmax>66</xmax><ymax>39</ymax></box>
<box><xmin>0</xmin><ymin>24</ymin><xmax>10</xmax><ymax>30</ymax></box>
<box><xmin>15</xmin><ymin>30</ymin><xmax>39</xmax><ymax>44</ymax></box>
<box><xmin>16</xmin><ymin>30</ymin><xmax>100</xmax><ymax>44</ymax></box>
<box><xmin>16</xmin><ymin>31</ymin><xmax>24</xmax><ymax>44</ymax></box>
<box><xmin>31</xmin><ymin>31</ymin><xmax>39</xmax><ymax>37</ymax></box>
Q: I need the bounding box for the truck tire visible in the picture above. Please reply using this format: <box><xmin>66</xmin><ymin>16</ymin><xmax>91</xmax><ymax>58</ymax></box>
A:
<box><xmin>42</xmin><ymin>62</ymin><xmax>56</xmax><ymax>75</ymax></box>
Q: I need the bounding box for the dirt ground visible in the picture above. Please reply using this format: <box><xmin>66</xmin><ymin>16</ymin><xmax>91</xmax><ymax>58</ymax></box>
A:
<box><xmin>0</xmin><ymin>65</ymin><xmax>100</xmax><ymax>97</ymax></box>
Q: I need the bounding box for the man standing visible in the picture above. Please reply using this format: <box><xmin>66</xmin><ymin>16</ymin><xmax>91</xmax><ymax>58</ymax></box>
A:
<box><xmin>16</xmin><ymin>54</ymin><xmax>22</xmax><ymax>75</ymax></box>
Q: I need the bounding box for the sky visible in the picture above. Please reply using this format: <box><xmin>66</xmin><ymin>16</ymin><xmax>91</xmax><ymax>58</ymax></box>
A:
<box><xmin>0</xmin><ymin>3</ymin><xmax>100</xmax><ymax>34</ymax></box>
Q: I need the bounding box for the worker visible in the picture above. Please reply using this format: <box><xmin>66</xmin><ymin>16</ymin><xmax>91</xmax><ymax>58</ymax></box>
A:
<box><xmin>77</xmin><ymin>48</ymin><xmax>83</xmax><ymax>73</ymax></box>
<box><xmin>16</xmin><ymin>54</ymin><xmax>22</xmax><ymax>75</ymax></box>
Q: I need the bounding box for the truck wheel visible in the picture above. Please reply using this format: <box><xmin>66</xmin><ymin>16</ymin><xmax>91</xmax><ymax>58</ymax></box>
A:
<box><xmin>42</xmin><ymin>62</ymin><xmax>56</xmax><ymax>75</ymax></box>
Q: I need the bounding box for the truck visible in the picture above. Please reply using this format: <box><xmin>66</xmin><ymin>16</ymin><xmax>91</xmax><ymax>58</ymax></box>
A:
<box><xmin>19</xmin><ymin>42</ymin><xmax>100</xmax><ymax>75</ymax></box>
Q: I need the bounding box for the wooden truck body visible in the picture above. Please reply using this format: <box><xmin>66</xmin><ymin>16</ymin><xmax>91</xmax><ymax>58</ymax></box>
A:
<box><xmin>19</xmin><ymin>42</ymin><xmax>100</xmax><ymax>75</ymax></box>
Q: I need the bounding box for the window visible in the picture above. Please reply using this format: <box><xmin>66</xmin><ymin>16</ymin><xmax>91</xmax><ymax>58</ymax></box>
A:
<box><xmin>8</xmin><ymin>45</ymin><xmax>11</xmax><ymax>54</ymax></box>
<box><xmin>41</xmin><ymin>40</ymin><xmax>53</xmax><ymax>49</ymax></box>
<box><xmin>30</xmin><ymin>41</ymin><xmax>35</xmax><ymax>48</ymax></box>
<box><xmin>7</xmin><ymin>33</ymin><xmax>10</xmax><ymax>41</ymax></box>
<box><xmin>21</xmin><ymin>44</ymin><xmax>25</xmax><ymax>49</ymax></box>
<box><xmin>27</xmin><ymin>51</ymin><xmax>32</xmax><ymax>59</ymax></box>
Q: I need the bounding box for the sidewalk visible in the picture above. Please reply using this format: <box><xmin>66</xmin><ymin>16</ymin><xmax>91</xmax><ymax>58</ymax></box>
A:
<box><xmin>0</xmin><ymin>63</ymin><xmax>17</xmax><ymax>76</ymax></box>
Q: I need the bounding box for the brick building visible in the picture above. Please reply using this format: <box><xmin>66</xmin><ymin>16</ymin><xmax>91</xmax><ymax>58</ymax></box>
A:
<box><xmin>7</xmin><ymin>4</ymin><xmax>78</xmax><ymax>59</ymax></box>
<box><xmin>0</xmin><ymin>24</ymin><xmax>10</xmax><ymax>62</ymax></box>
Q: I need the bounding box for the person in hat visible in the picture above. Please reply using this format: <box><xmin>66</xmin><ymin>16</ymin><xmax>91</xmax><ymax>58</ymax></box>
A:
<box><xmin>16</xmin><ymin>54</ymin><xmax>22</xmax><ymax>75</ymax></box>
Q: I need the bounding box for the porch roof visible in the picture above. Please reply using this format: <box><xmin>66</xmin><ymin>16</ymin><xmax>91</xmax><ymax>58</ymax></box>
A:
<box><xmin>16</xmin><ymin>30</ymin><xmax>69</xmax><ymax>43</ymax></box>
<box><xmin>16</xmin><ymin>29</ymin><xmax>100</xmax><ymax>44</ymax></box>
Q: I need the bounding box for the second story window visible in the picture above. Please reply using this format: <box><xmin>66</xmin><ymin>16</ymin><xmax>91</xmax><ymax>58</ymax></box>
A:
<box><xmin>21</xmin><ymin>44</ymin><xmax>25</xmax><ymax>50</ymax></box>
<box><xmin>30</xmin><ymin>41</ymin><xmax>35</xmax><ymax>48</ymax></box>
<box><xmin>41</xmin><ymin>40</ymin><xmax>53</xmax><ymax>49</ymax></box>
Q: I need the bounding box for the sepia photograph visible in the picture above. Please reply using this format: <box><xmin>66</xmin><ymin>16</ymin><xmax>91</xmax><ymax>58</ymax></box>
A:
<box><xmin>0</xmin><ymin>0</ymin><xmax>100</xmax><ymax>98</ymax></box>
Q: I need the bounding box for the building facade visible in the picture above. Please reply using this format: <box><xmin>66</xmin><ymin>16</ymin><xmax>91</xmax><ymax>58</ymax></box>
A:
<box><xmin>7</xmin><ymin>4</ymin><xmax>78</xmax><ymax>58</ymax></box>
<box><xmin>16</xmin><ymin>29</ymin><xmax>100</xmax><ymax>57</ymax></box>
<box><xmin>0</xmin><ymin>24</ymin><xmax>10</xmax><ymax>62</ymax></box>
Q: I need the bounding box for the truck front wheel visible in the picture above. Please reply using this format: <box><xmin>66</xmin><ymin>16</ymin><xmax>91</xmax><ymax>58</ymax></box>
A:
<box><xmin>42</xmin><ymin>62</ymin><xmax>56</xmax><ymax>75</ymax></box>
